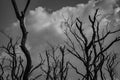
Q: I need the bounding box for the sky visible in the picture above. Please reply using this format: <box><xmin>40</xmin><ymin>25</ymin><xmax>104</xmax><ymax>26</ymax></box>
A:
<box><xmin>0</xmin><ymin>0</ymin><xmax>120</xmax><ymax>79</ymax></box>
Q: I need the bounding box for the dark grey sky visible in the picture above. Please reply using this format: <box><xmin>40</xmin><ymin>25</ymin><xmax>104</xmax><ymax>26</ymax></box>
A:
<box><xmin>0</xmin><ymin>0</ymin><xmax>88</xmax><ymax>30</ymax></box>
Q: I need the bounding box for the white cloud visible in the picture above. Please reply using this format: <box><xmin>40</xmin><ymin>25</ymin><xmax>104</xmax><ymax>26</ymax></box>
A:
<box><xmin>25</xmin><ymin>5</ymin><xmax>85</xmax><ymax>49</ymax></box>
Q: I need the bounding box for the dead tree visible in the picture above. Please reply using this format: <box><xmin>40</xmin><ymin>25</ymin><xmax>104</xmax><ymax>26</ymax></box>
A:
<box><xmin>64</xmin><ymin>9</ymin><xmax>120</xmax><ymax>80</ymax></box>
<box><xmin>10</xmin><ymin>0</ymin><xmax>32</xmax><ymax>80</ymax></box>
<box><xmin>0</xmin><ymin>0</ymin><xmax>44</xmax><ymax>79</ymax></box>
<box><xmin>105</xmin><ymin>52</ymin><xmax>120</xmax><ymax>80</ymax></box>
<box><xmin>0</xmin><ymin>31</ymin><xmax>44</xmax><ymax>80</ymax></box>
<box><xmin>0</xmin><ymin>32</ymin><xmax>25</xmax><ymax>80</ymax></box>
<box><xmin>41</xmin><ymin>45</ymin><xmax>69</xmax><ymax>80</ymax></box>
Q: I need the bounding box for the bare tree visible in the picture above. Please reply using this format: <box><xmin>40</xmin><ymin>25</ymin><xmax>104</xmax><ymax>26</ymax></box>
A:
<box><xmin>11</xmin><ymin>0</ymin><xmax>31</xmax><ymax>79</ymax></box>
<box><xmin>0</xmin><ymin>0</ymin><xmax>45</xmax><ymax>80</ymax></box>
<box><xmin>64</xmin><ymin>9</ymin><xmax>120</xmax><ymax>80</ymax></box>
<box><xmin>0</xmin><ymin>32</ymin><xmax>25</xmax><ymax>80</ymax></box>
<box><xmin>0</xmin><ymin>32</ymin><xmax>45</xmax><ymax>80</ymax></box>
<box><xmin>105</xmin><ymin>52</ymin><xmax>120</xmax><ymax>80</ymax></box>
<box><xmin>41</xmin><ymin>44</ymin><xmax>69</xmax><ymax>80</ymax></box>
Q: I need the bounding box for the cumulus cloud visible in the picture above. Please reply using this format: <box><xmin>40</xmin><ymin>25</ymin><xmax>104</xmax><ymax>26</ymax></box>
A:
<box><xmin>25</xmin><ymin>5</ymin><xmax>84</xmax><ymax>49</ymax></box>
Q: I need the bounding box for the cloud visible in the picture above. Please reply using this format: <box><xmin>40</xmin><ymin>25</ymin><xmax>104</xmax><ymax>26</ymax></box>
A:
<box><xmin>25</xmin><ymin>4</ymin><xmax>85</xmax><ymax>48</ymax></box>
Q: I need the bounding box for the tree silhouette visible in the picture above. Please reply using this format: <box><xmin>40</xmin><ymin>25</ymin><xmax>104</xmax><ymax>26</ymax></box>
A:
<box><xmin>11</xmin><ymin>0</ymin><xmax>31</xmax><ymax>79</ymax></box>
<box><xmin>0</xmin><ymin>0</ymin><xmax>120</xmax><ymax>80</ymax></box>
<box><xmin>105</xmin><ymin>52</ymin><xmax>120</xmax><ymax>80</ymax></box>
<box><xmin>0</xmin><ymin>32</ymin><xmax>25</xmax><ymax>80</ymax></box>
<box><xmin>40</xmin><ymin>44</ymin><xmax>69</xmax><ymax>80</ymax></box>
<box><xmin>0</xmin><ymin>32</ymin><xmax>45</xmax><ymax>80</ymax></box>
<box><xmin>64</xmin><ymin>9</ymin><xmax>120</xmax><ymax>80</ymax></box>
<box><xmin>0</xmin><ymin>0</ymin><xmax>44</xmax><ymax>80</ymax></box>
